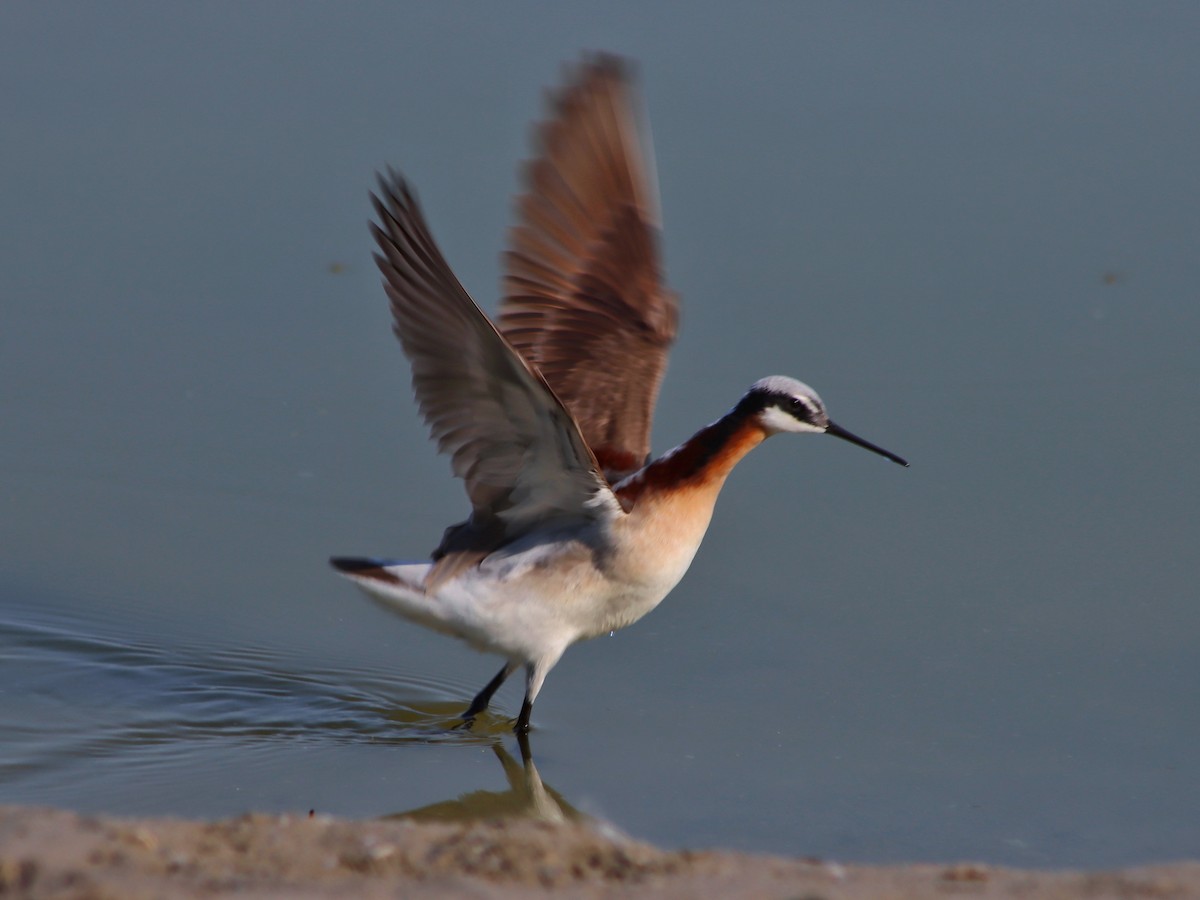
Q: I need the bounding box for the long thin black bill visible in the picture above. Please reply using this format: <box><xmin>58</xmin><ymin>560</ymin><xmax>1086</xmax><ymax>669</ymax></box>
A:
<box><xmin>825</xmin><ymin>421</ymin><xmax>909</xmax><ymax>467</ymax></box>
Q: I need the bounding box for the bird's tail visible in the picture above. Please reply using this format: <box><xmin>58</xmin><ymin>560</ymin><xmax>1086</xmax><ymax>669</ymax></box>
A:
<box><xmin>329</xmin><ymin>557</ymin><xmax>459</xmax><ymax>637</ymax></box>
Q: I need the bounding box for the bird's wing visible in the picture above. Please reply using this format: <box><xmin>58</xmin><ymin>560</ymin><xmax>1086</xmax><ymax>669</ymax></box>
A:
<box><xmin>499</xmin><ymin>54</ymin><xmax>679</xmax><ymax>483</ymax></box>
<box><xmin>370</xmin><ymin>172</ymin><xmax>621</xmax><ymax>579</ymax></box>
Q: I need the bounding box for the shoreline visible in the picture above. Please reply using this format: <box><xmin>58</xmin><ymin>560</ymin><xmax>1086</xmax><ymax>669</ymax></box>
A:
<box><xmin>1</xmin><ymin>805</ymin><xmax>1195</xmax><ymax>898</ymax></box>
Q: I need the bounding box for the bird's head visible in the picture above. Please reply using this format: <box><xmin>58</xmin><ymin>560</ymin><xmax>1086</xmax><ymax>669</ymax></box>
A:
<box><xmin>738</xmin><ymin>375</ymin><xmax>908</xmax><ymax>466</ymax></box>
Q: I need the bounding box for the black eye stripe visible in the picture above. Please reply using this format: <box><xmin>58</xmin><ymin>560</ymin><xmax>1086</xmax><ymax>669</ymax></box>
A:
<box><xmin>734</xmin><ymin>387</ymin><xmax>822</xmax><ymax>420</ymax></box>
<box><xmin>785</xmin><ymin>396</ymin><xmax>813</xmax><ymax>418</ymax></box>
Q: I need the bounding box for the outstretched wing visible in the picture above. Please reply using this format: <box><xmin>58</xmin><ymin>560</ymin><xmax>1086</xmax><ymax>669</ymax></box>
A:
<box><xmin>500</xmin><ymin>55</ymin><xmax>679</xmax><ymax>482</ymax></box>
<box><xmin>370</xmin><ymin>171</ymin><xmax>620</xmax><ymax>581</ymax></box>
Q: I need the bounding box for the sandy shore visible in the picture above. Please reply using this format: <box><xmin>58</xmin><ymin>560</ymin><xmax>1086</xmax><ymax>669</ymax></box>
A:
<box><xmin>0</xmin><ymin>806</ymin><xmax>1196</xmax><ymax>899</ymax></box>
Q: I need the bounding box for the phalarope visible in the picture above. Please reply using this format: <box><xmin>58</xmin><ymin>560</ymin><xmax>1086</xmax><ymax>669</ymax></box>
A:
<box><xmin>332</xmin><ymin>55</ymin><xmax>907</xmax><ymax>735</ymax></box>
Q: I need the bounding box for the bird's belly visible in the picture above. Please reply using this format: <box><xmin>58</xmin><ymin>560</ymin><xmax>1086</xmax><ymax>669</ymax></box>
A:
<box><xmin>452</xmin><ymin>549</ymin><xmax>686</xmax><ymax>653</ymax></box>
<box><xmin>447</xmin><ymin>539</ymin><xmax>621</xmax><ymax>658</ymax></box>
<box><xmin>438</xmin><ymin>498</ymin><xmax>716</xmax><ymax>656</ymax></box>
<box><xmin>579</xmin><ymin>581</ymin><xmax>678</xmax><ymax>639</ymax></box>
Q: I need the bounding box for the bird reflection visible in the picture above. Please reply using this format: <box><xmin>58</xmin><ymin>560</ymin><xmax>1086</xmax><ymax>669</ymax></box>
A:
<box><xmin>385</xmin><ymin>734</ymin><xmax>582</xmax><ymax>825</ymax></box>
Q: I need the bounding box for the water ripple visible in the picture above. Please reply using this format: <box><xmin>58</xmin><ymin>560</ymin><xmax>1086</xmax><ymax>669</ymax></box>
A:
<box><xmin>0</xmin><ymin>604</ymin><xmax>508</xmax><ymax>789</ymax></box>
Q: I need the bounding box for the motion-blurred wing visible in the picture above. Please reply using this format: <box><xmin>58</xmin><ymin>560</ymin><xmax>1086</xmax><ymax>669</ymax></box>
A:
<box><xmin>500</xmin><ymin>55</ymin><xmax>679</xmax><ymax>482</ymax></box>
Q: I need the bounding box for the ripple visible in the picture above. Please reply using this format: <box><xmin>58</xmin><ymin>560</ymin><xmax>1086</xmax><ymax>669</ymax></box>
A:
<box><xmin>0</xmin><ymin>601</ymin><xmax>508</xmax><ymax>790</ymax></box>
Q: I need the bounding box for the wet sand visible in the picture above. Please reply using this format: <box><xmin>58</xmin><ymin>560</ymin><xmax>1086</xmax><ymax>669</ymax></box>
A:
<box><xmin>1</xmin><ymin>806</ymin><xmax>1195</xmax><ymax>898</ymax></box>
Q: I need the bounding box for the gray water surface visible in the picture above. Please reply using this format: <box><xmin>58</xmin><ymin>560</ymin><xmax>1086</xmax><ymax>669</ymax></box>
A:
<box><xmin>2</xmin><ymin>3</ymin><xmax>1198</xmax><ymax>867</ymax></box>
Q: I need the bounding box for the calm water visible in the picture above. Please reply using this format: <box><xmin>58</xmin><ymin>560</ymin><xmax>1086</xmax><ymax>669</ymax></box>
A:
<box><xmin>3</xmin><ymin>4</ymin><xmax>1198</xmax><ymax>867</ymax></box>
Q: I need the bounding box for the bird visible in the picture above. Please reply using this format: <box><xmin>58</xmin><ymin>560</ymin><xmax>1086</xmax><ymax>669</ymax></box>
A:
<box><xmin>331</xmin><ymin>54</ymin><xmax>907</xmax><ymax>736</ymax></box>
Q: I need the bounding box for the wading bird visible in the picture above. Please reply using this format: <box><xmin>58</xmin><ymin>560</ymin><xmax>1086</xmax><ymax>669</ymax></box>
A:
<box><xmin>331</xmin><ymin>55</ymin><xmax>907</xmax><ymax>735</ymax></box>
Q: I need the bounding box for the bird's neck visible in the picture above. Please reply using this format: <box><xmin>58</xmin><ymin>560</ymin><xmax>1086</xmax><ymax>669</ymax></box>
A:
<box><xmin>615</xmin><ymin>409</ymin><xmax>767</xmax><ymax>506</ymax></box>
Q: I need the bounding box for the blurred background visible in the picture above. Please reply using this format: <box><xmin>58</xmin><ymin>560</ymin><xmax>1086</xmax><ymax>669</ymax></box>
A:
<box><xmin>2</xmin><ymin>2</ymin><xmax>1197</xmax><ymax>867</ymax></box>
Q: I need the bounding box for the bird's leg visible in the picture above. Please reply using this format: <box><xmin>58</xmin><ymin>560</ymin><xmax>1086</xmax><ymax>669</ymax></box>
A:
<box><xmin>515</xmin><ymin>695</ymin><xmax>534</xmax><ymax>735</ymax></box>
<box><xmin>514</xmin><ymin>663</ymin><xmax>538</xmax><ymax>735</ymax></box>
<box><xmin>461</xmin><ymin>661</ymin><xmax>517</xmax><ymax>724</ymax></box>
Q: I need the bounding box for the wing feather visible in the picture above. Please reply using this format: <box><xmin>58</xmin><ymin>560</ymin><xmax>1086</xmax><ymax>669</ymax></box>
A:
<box><xmin>370</xmin><ymin>171</ymin><xmax>620</xmax><ymax>576</ymax></box>
<box><xmin>499</xmin><ymin>54</ymin><xmax>679</xmax><ymax>481</ymax></box>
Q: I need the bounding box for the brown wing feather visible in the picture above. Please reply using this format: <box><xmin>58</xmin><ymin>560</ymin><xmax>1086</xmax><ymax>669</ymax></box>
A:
<box><xmin>499</xmin><ymin>54</ymin><xmax>679</xmax><ymax>482</ymax></box>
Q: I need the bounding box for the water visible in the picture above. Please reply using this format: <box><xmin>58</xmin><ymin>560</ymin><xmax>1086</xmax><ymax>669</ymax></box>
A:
<box><xmin>3</xmin><ymin>3</ymin><xmax>1198</xmax><ymax>867</ymax></box>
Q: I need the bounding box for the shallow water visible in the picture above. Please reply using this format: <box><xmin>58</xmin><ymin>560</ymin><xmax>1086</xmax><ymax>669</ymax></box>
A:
<box><xmin>3</xmin><ymin>4</ymin><xmax>1199</xmax><ymax>868</ymax></box>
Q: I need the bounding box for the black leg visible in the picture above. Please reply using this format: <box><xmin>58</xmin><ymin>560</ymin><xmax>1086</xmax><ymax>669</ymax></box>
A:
<box><xmin>515</xmin><ymin>695</ymin><xmax>533</xmax><ymax>735</ymax></box>
<box><xmin>514</xmin><ymin>662</ymin><xmax>538</xmax><ymax>735</ymax></box>
<box><xmin>462</xmin><ymin>662</ymin><xmax>516</xmax><ymax>721</ymax></box>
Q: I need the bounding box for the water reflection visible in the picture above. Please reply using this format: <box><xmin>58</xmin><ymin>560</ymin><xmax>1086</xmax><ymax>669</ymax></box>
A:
<box><xmin>388</xmin><ymin>739</ymin><xmax>582</xmax><ymax>825</ymax></box>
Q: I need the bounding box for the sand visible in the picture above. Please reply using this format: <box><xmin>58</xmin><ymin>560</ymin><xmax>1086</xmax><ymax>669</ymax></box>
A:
<box><xmin>0</xmin><ymin>805</ymin><xmax>1196</xmax><ymax>899</ymax></box>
